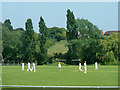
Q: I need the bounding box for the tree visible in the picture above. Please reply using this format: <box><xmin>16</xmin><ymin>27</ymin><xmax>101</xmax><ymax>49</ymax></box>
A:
<box><xmin>21</xmin><ymin>18</ymin><xmax>35</xmax><ymax>62</ymax></box>
<box><xmin>96</xmin><ymin>33</ymin><xmax>119</xmax><ymax>64</ymax></box>
<box><xmin>66</xmin><ymin>17</ymin><xmax>103</xmax><ymax>64</ymax></box>
<box><xmin>75</xmin><ymin>18</ymin><xmax>103</xmax><ymax>64</ymax></box>
<box><xmin>48</xmin><ymin>27</ymin><xmax>66</xmax><ymax>41</ymax></box>
<box><xmin>2</xmin><ymin>22</ymin><xmax>23</xmax><ymax>64</ymax></box>
<box><xmin>76</xmin><ymin>18</ymin><xmax>102</xmax><ymax>40</ymax></box>
<box><xmin>66</xmin><ymin>9</ymin><xmax>78</xmax><ymax>64</ymax></box>
<box><xmin>38</xmin><ymin>16</ymin><xmax>48</xmax><ymax>64</ymax></box>
<box><xmin>66</xmin><ymin>9</ymin><xmax>78</xmax><ymax>41</ymax></box>
<box><xmin>4</xmin><ymin>19</ymin><xmax>13</xmax><ymax>31</ymax></box>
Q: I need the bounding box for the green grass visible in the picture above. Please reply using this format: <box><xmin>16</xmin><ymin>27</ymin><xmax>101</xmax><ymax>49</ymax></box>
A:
<box><xmin>47</xmin><ymin>40</ymin><xmax>68</xmax><ymax>56</ymax></box>
<box><xmin>2</xmin><ymin>65</ymin><xmax>118</xmax><ymax>86</ymax></box>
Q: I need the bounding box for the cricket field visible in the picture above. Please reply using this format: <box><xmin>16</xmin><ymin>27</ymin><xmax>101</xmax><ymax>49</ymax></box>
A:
<box><xmin>2</xmin><ymin>65</ymin><xmax>118</xmax><ymax>86</ymax></box>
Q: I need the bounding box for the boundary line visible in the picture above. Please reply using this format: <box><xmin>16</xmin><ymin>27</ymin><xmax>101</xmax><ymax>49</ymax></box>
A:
<box><xmin>0</xmin><ymin>85</ymin><xmax>119</xmax><ymax>88</ymax></box>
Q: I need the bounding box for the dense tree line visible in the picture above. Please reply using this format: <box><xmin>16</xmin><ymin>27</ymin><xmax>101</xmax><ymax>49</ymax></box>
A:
<box><xmin>2</xmin><ymin>18</ymin><xmax>67</xmax><ymax>65</ymax></box>
<box><xmin>66</xmin><ymin>9</ymin><xmax>119</xmax><ymax>64</ymax></box>
<box><xmin>1</xmin><ymin>9</ymin><xmax>119</xmax><ymax>65</ymax></box>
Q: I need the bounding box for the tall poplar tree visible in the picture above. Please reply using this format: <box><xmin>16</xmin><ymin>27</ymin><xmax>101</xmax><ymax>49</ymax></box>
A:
<box><xmin>38</xmin><ymin>16</ymin><xmax>48</xmax><ymax>64</ymax></box>
<box><xmin>66</xmin><ymin>9</ymin><xmax>77</xmax><ymax>64</ymax></box>
<box><xmin>66</xmin><ymin>9</ymin><xmax>77</xmax><ymax>41</ymax></box>
<box><xmin>22</xmin><ymin>18</ymin><xmax>35</xmax><ymax>62</ymax></box>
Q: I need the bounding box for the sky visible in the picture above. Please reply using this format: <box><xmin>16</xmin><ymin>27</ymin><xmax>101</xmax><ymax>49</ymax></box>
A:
<box><xmin>2</xmin><ymin>2</ymin><xmax>118</xmax><ymax>33</ymax></box>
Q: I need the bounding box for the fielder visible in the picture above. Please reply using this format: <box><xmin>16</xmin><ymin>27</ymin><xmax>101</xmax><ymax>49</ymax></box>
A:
<box><xmin>22</xmin><ymin>63</ymin><xmax>24</xmax><ymax>71</ymax></box>
<box><xmin>79</xmin><ymin>62</ymin><xmax>83</xmax><ymax>72</ymax></box>
<box><xmin>95</xmin><ymin>62</ymin><xmax>98</xmax><ymax>70</ymax></box>
<box><xmin>84</xmin><ymin>61</ymin><xmax>87</xmax><ymax>74</ymax></box>
<box><xmin>31</xmin><ymin>62</ymin><xmax>36</xmax><ymax>72</ymax></box>
<box><xmin>27</xmin><ymin>61</ymin><xmax>31</xmax><ymax>71</ymax></box>
<box><xmin>58</xmin><ymin>62</ymin><xmax>61</xmax><ymax>71</ymax></box>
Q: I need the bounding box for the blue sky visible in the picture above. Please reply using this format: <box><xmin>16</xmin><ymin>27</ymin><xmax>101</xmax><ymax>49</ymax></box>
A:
<box><xmin>2</xmin><ymin>2</ymin><xmax>118</xmax><ymax>33</ymax></box>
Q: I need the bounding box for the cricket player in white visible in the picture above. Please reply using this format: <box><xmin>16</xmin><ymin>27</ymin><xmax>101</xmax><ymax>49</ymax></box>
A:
<box><xmin>84</xmin><ymin>61</ymin><xmax>87</xmax><ymax>74</ymax></box>
<box><xmin>31</xmin><ymin>62</ymin><xmax>36</xmax><ymax>72</ymax></box>
<box><xmin>27</xmin><ymin>62</ymin><xmax>31</xmax><ymax>71</ymax></box>
<box><xmin>58</xmin><ymin>62</ymin><xmax>61</xmax><ymax>71</ymax></box>
<box><xmin>22</xmin><ymin>63</ymin><xmax>24</xmax><ymax>71</ymax></box>
<box><xmin>79</xmin><ymin>62</ymin><xmax>83</xmax><ymax>72</ymax></box>
<box><xmin>95</xmin><ymin>62</ymin><xmax>98</xmax><ymax>70</ymax></box>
